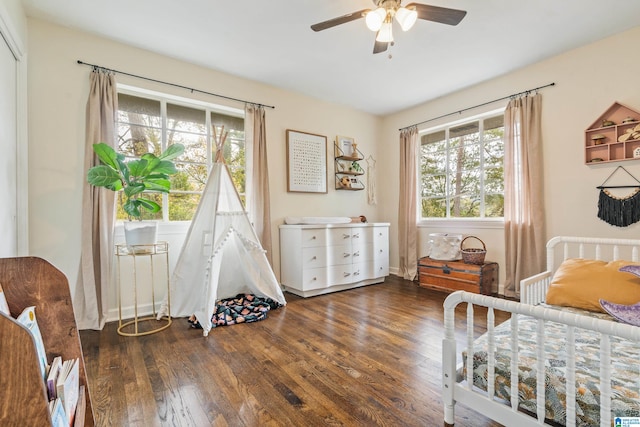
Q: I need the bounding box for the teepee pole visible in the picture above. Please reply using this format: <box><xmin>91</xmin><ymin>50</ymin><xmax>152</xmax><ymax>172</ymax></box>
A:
<box><xmin>213</xmin><ymin>124</ymin><xmax>229</xmax><ymax>164</ymax></box>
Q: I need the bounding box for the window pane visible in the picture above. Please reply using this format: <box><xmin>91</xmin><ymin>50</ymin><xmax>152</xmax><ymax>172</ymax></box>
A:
<box><xmin>421</xmin><ymin>148</ymin><xmax>446</xmax><ymax>175</ymax></box>
<box><xmin>168</xmin><ymin>103</ymin><xmax>206</xmax><ymax>161</ymax></box>
<box><xmin>450</xmin><ymin>121</ymin><xmax>479</xmax><ymax>139</ymax></box>
<box><xmin>421</xmin><ymin>130</ymin><xmax>445</xmax><ymax>145</ymax></box>
<box><xmin>485</xmin><ymin>194</ymin><xmax>504</xmax><ymax>217</ymax></box>
<box><xmin>118</xmin><ymin>94</ymin><xmax>161</xmax><ymax>127</ymax></box>
<box><xmin>484</xmin><ymin>115</ymin><xmax>504</xmax><ymax>131</ymax></box>
<box><xmin>448</xmin><ymin>169</ymin><xmax>480</xmax><ymax>197</ymax></box>
<box><xmin>484</xmin><ymin>167</ymin><xmax>504</xmax><ymax>193</ymax></box>
<box><xmin>422</xmin><ymin>197</ymin><xmax>446</xmax><ymax>218</ymax></box>
<box><xmin>172</xmin><ymin>162</ymin><xmax>207</xmax><ymax>193</ymax></box>
<box><xmin>168</xmin><ymin>193</ymin><xmax>201</xmax><ymax>221</ymax></box>
<box><xmin>449</xmin><ymin>194</ymin><xmax>480</xmax><ymax>217</ymax></box>
<box><xmin>484</xmin><ymin>139</ymin><xmax>504</xmax><ymax>168</ymax></box>
<box><xmin>117</xmin><ymin>94</ymin><xmax>161</xmax><ymax>157</ymax></box>
<box><xmin>422</xmin><ymin>173</ymin><xmax>446</xmax><ymax>197</ymax></box>
<box><xmin>448</xmin><ymin>143</ymin><xmax>481</xmax><ymax>171</ymax></box>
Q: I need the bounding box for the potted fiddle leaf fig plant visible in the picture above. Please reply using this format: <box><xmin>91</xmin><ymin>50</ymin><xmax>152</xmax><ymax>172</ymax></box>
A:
<box><xmin>87</xmin><ymin>142</ymin><xmax>185</xmax><ymax>246</ymax></box>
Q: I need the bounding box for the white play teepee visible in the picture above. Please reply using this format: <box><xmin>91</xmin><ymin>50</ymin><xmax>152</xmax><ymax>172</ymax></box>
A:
<box><xmin>160</xmin><ymin>128</ymin><xmax>286</xmax><ymax>335</ymax></box>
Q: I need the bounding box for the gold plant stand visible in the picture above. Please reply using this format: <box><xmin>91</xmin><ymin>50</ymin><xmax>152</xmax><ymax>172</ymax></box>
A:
<box><xmin>115</xmin><ymin>241</ymin><xmax>172</xmax><ymax>336</ymax></box>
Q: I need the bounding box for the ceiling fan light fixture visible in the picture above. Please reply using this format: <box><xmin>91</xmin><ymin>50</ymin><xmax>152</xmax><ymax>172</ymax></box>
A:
<box><xmin>365</xmin><ymin>7</ymin><xmax>387</xmax><ymax>31</ymax></box>
<box><xmin>395</xmin><ymin>7</ymin><xmax>418</xmax><ymax>31</ymax></box>
<box><xmin>376</xmin><ymin>21</ymin><xmax>394</xmax><ymax>42</ymax></box>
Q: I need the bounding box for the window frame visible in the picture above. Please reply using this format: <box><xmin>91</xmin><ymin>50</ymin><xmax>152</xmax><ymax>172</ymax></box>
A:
<box><xmin>417</xmin><ymin>108</ymin><xmax>505</xmax><ymax>228</ymax></box>
<box><xmin>116</xmin><ymin>84</ymin><xmax>246</xmax><ymax>223</ymax></box>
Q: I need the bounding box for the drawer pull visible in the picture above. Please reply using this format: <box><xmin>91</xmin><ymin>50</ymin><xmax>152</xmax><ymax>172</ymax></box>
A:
<box><xmin>312</xmin><ymin>277</ymin><xmax>317</xmax><ymax>281</ymax></box>
<box><xmin>353</xmin><ymin>251</ymin><xmax>360</xmax><ymax>257</ymax></box>
<box><xmin>311</xmin><ymin>256</ymin><xmax>317</xmax><ymax>260</ymax></box>
<box><xmin>342</xmin><ymin>233</ymin><xmax>350</xmax><ymax>239</ymax></box>
<box><xmin>353</xmin><ymin>270</ymin><xmax>360</xmax><ymax>276</ymax></box>
<box><xmin>343</xmin><ymin>272</ymin><xmax>351</xmax><ymax>277</ymax></box>
<box><xmin>352</xmin><ymin>233</ymin><xmax>360</xmax><ymax>238</ymax></box>
<box><xmin>378</xmin><ymin>249</ymin><xmax>383</xmax><ymax>253</ymax></box>
<box><xmin>311</xmin><ymin>235</ymin><xmax>316</xmax><ymax>240</ymax></box>
<box><xmin>343</xmin><ymin>253</ymin><xmax>351</xmax><ymax>258</ymax></box>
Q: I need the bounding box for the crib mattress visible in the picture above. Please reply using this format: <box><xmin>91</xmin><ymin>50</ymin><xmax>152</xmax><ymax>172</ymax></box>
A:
<box><xmin>462</xmin><ymin>306</ymin><xmax>640</xmax><ymax>426</ymax></box>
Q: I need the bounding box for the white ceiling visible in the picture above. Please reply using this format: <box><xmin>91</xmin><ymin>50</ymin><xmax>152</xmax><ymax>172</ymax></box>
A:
<box><xmin>21</xmin><ymin>0</ymin><xmax>640</xmax><ymax>115</ymax></box>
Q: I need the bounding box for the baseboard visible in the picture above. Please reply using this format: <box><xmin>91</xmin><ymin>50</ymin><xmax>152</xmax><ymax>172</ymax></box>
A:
<box><xmin>107</xmin><ymin>302</ymin><xmax>165</xmax><ymax>323</ymax></box>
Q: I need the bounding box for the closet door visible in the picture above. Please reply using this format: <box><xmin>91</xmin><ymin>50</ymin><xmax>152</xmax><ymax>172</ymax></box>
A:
<box><xmin>0</xmin><ymin>34</ymin><xmax>17</xmax><ymax>257</ymax></box>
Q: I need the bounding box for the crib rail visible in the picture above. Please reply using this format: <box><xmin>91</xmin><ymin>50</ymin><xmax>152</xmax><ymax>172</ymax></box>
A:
<box><xmin>545</xmin><ymin>236</ymin><xmax>640</xmax><ymax>272</ymax></box>
<box><xmin>442</xmin><ymin>291</ymin><xmax>640</xmax><ymax>427</ymax></box>
<box><xmin>520</xmin><ymin>236</ymin><xmax>640</xmax><ymax>306</ymax></box>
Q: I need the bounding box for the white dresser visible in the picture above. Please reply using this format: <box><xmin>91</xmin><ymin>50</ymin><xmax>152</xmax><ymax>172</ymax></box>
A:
<box><xmin>279</xmin><ymin>223</ymin><xmax>390</xmax><ymax>297</ymax></box>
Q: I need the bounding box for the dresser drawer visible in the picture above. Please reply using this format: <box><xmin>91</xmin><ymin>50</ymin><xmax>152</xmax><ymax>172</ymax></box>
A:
<box><xmin>351</xmin><ymin>242</ymin><xmax>371</xmax><ymax>263</ymax></box>
<box><xmin>301</xmin><ymin>246</ymin><xmax>326</xmax><ymax>269</ymax></box>
<box><xmin>349</xmin><ymin>228</ymin><xmax>366</xmax><ymax>241</ymax></box>
<box><xmin>373</xmin><ymin>227</ymin><xmax>389</xmax><ymax>245</ymax></box>
<box><xmin>329</xmin><ymin>228</ymin><xmax>354</xmax><ymax>243</ymax></box>
<box><xmin>326</xmin><ymin>264</ymin><xmax>355</xmax><ymax>286</ymax></box>
<box><xmin>301</xmin><ymin>229</ymin><xmax>327</xmax><ymax>247</ymax></box>
<box><xmin>301</xmin><ymin>267</ymin><xmax>328</xmax><ymax>290</ymax></box>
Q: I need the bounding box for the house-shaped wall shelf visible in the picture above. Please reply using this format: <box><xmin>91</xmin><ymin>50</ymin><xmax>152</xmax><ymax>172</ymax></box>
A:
<box><xmin>585</xmin><ymin>102</ymin><xmax>640</xmax><ymax>164</ymax></box>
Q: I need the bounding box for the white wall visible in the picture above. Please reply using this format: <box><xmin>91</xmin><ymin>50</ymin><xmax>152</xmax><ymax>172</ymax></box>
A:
<box><xmin>26</xmin><ymin>18</ymin><xmax>383</xmax><ymax>308</ymax></box>
<box><xmin>379</xmin><ymin>26</ymin><xmax>640</xmax><ymax>287</ymax></box>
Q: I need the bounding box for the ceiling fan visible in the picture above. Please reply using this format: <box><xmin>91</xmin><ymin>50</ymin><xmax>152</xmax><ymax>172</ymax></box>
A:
<box><xmin>310</xmin><ymin>0</ymin><xmax>467</xmax><ymax>54</ymax></box>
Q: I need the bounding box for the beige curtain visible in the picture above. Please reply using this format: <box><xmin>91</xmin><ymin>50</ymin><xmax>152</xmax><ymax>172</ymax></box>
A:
<box><xmin>245</xmin><ymin>104</ymin><xmax>273</xmax><ymax>265</ymax></box>
<box><xmin>503</xmin><ymin>93</ymin><xmax>545</xmax><ymax>297</ymax></box>
<box><xmin>74</xmin><ymin>70</ymin><xmax>118</xmax><ymax>330</ymax></box>
<box><xmin>398</xmin><ymin>126</ymin><xmax>419</xmax><ymax>280</ymax></box>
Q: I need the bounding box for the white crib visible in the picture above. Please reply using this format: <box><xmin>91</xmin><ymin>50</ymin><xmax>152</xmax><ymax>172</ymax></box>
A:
<box><xmin>442</xmin><ymin>236</ymin><xmax>640</xmax><ymax>426</ymax></box>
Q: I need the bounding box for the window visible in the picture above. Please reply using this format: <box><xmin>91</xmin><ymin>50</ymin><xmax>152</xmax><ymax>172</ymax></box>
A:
<box><xmin>419</xmin><ymin>111</ymin><xmax>504</xmax><ymax>219</ymax></box>
<box><xmin>116</xmin><ymin>88</ymin><xmax>245</xmax><ymax>221</ymax></box>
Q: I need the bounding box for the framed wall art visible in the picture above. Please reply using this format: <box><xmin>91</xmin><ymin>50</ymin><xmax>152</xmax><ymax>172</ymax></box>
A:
<box><xmin>286</xmin><ymin>129</ymin><xmax>328</xmax><ymax>193</ymax></box>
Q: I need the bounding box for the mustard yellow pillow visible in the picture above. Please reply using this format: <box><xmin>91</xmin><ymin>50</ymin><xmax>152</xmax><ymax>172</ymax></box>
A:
<box><xmin>545</xmin><ymin>259</ymin><xmax>640</xmax><ymax>312</ymax></box>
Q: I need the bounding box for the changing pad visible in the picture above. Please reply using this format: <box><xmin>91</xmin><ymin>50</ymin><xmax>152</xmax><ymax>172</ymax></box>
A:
<box><xmin>284</xmin><ymin>216</ymin><xmax>352</xmax><ymax>225</ymax></box>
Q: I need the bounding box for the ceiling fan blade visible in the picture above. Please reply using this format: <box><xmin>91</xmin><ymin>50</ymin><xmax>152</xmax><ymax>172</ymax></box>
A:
<box><xmin>373</xmin><ymin>38</ymin><xmax>388</xmax><ymax>54</ymax></box>
<box><xmin>405</xmin><ymin>3</ymin><xmax>467</xmax><ymax>26</ymax></box>
<box><xmin>311</xmin><ymin>9</ymin><xmax>370</xmax><ymax>32</ymax></box>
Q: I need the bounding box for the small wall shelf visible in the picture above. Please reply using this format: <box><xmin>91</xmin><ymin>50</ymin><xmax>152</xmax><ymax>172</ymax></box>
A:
<box><xmin>334</xmin><ymin>141</ymin><xmax>365</xmax><ymax>191</ymax></box>
<box><xmin>585</xmin><ymin>102</ymin><xmax>640</xmax><ymax>164</ymax></box>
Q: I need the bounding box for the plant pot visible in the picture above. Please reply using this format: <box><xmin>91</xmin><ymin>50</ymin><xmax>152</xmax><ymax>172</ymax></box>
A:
<box><xmin>123</xmin><ymin>221</ymin><xmax>158</xmax><ymax>249</ymax></box>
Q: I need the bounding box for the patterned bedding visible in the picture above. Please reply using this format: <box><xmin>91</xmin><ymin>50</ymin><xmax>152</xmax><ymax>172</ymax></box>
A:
<box><xmin>462</xmin><ymin>305</ymin><xmax>640</xmax><ymax>426</ymax></box>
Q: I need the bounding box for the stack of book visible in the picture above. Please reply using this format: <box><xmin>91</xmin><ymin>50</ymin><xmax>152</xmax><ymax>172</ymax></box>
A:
<box><xmin>0</xmin><ymin>283</ymin><xmax>84</xmax><ymax>426</ymax></box>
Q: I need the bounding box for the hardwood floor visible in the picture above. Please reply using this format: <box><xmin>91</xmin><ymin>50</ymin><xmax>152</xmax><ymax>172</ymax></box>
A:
<box><xmin>80</xmin><ymin>276</ymin><xmax>508</xmax><ymax>427</ymax></box>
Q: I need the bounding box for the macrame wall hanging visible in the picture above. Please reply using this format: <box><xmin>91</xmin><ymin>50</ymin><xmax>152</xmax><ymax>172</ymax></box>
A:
<box><xmin>366</xmin><ymin>155</ymin><xmax>377</xmax><ymax>205</ymax></box>
<box><xmin>596</xmin><ymin>166</ymin><xmax>640</xmax><ymax>227</ymax></box>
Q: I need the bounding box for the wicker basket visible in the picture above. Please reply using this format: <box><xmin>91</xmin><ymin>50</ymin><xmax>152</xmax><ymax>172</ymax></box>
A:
<box><xmin>460</xmin><ymin>236</ymin><xmax>487</xmax><ymax>265</ymax></box>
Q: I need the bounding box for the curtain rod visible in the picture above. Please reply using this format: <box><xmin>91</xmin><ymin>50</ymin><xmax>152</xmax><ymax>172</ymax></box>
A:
<box><xmin>77</xmin><ymin>60</ymin><xmax>275</xmax><ymax>109</ymax></box>
<box><xmin>399</xmin><ymin>82</ymin><xmax>555</xmax><ymax>131</ymax></box>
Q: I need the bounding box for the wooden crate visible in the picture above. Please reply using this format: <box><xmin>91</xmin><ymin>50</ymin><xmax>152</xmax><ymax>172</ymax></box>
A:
<box><xmin>417</xmin><ymin>257</ymin><xmax>498</xmax><ymax>295</ymax></box>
